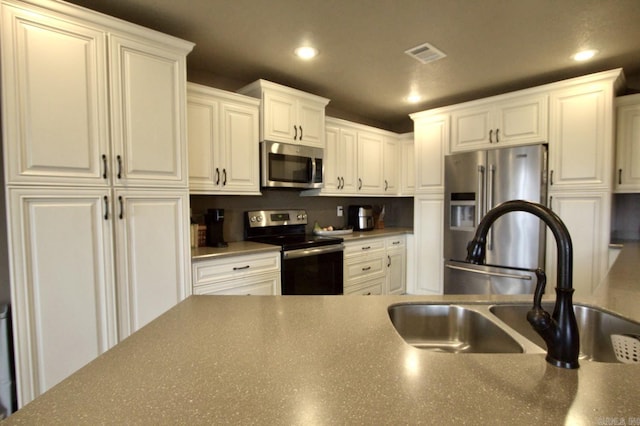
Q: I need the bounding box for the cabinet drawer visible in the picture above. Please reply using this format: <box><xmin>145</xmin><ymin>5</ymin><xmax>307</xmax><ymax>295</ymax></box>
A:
<box><xmin>192</xmin><ymin>252</ymin><xmax>280</xmax><ymax>285</ymax></box>
<box><xmin>194</xmin><ymin>273</ymin><xmax>280</xmax><ymax>295</ymax></box>
<box><xmin>345</xmin><ymin>255</ymin><xmax>385</xmax><ymax>282</ymax></box>
<box><xmin>344</xmin><ymin>277</ymin><xmax>384</xmax><ymax>295</ymax></box>
<box><xmin>343</xmin><ymin>239</ymin><xmax>385</xmax><ymax>257</ymax></box>
<box><xmin>385</xmin><ymin>235</ymin><xmax>406</xmax><ymax>249</ymax></box>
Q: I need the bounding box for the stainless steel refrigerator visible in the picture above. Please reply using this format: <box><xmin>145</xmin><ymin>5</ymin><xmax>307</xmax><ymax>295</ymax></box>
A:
<box><xmin>443</xmin><ymin>144</ymin><xmax>548</xmax><ymax>294</ymax></box>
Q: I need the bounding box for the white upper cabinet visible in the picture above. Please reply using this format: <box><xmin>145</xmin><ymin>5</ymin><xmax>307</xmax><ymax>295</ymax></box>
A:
<box><xmin>187</xmin><ymin>84</ymin><xmax>260</xmax><ymax>194</ymax></box>
<box><xmin>410</xmin><ymin>112</ymin><xmax>449</xmax><ymax>193</ymax></box>
<box><xmin>322</xmin><ymin>122</ymin><xmax>357</xmax><ymax>194</ymax></box>
<box><xmin>450</xmin><ymin>93</ymin><xmax>548</xmax><ymax>152</ymax></box>
<box><xmin>615</xmin><ymin>94</ymin><xmax>640</xmax><ymax>192</ymax></box>
<box><xmin>1</xmin><ymin>1</ymin><xmax>193</xmax><ymax>188</ymax></box>
<box><xmin>399</xmin><ymin>133</ymin><xmax>415</xmax><ymax>195</ymax></box>
<box><xmin>383</xmin><ymin>135</ymin><xmax>399</xmax><ymax>194</ymax></box>
<box><xmin>356</xmin><ymin>130</ymin><xmax>385</xmax><ymax>194</ymax></box>
<box><xmin>109</xmin><ymin>35</ymin><xmax>189</xmax><ymax>188</ymax></box>
<box><xmin>548</xmin><ymin>80</ymin><xmax>614</xmax><ymax>190</ymax></box>
<box><xmin>238</xmin><ymin>79</ymin><xmax>329</xmax><ymax>148</ymax></box>
<box><xmin>1</xmin><ymin>4</ymin><xmax>110</xmax><ymax>186</ymax></box>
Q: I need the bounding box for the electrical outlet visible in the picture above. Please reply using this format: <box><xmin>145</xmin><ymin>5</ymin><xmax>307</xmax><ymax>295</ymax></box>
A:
<box><xmin>337</xmin><ymin>206</ymin><xmax>343</xmax><ymax>217</ymax></box>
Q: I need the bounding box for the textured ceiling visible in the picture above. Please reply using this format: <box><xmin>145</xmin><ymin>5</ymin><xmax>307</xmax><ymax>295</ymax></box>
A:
<box><xmin>66</xmin><ymin>0</ymin><xmax>640</xmax><ymax>132</ymax></box>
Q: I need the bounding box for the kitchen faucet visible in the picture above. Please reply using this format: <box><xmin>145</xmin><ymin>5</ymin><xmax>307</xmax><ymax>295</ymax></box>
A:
<box><xmin>466</xmin><ymin>200</ymin><xmax>580</xmax><ymax>369</ymax></box>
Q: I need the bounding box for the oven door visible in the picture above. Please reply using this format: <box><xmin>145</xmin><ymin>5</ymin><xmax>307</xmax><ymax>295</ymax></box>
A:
<box><xmin>281</xmin><ymin>244</ymin><xmax>343</xmax><ymax>295</ymax></box>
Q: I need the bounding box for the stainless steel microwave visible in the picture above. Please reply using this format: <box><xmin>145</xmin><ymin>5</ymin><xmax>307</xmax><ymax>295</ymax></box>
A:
<box><xmin>260</xmin><ymin>141</ymin><xmax>324</xmax><ymax>189</ymax></box>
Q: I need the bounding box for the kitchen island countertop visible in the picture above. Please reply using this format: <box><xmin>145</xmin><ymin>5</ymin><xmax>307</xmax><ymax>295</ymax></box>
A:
<box><xmin>4</xmin><ymin>244</ymin><xmax>640</xmax><ymax>424</ymax></box>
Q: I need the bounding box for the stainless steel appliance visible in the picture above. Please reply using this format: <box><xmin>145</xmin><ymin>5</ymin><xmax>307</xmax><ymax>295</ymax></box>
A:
<box><xmin>348</xmin><ymin>205</ymin><xmax>374</xmax><ymax>231</ymax></box>
<box><xmin>443</xmin><ymin>144</ymin><xmax>548</xmax><ymax>294</ymax></box>
<box><xmin>260</xmin><ymin>141</ymin><xmax>324</xmax><ymax>189</ymax></box>
<box><xmin>245</xmin><ymin>209</ymin><xmax>343</xmax><ymax>294</ymax></box>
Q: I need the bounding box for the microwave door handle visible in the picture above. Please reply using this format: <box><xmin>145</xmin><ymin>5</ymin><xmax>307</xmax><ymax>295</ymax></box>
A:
<box><xmin>309</xmin><ymin>157</ymin><xmax>316</xmax><ymax>183</ymax></box>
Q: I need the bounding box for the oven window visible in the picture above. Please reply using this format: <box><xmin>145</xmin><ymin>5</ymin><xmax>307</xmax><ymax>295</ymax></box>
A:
<box><xmin>269</xmin><ymin>153</ymin><xmax>312</xmax><ymax>183</ymax></box>
<box><xmin>281</xmin><ymin>250</ymin><xmax>343</xmax><ymax>295</ymax></box>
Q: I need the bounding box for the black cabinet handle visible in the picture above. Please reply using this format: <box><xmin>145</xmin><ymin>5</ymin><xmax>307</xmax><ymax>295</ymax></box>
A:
<box><xmin>362</xmin><ymin>246</ymin><xmax>371</xmax><ymax>250</ymax></box>
<box><xmin>101</xmin><ymin>154</ymin><xmax>108</xmax><ymax>179</ymax></box>
<box><xmin>103</xmin><ymin>196</ymin><xmax>109</xmax><ymax>220</ymax></box>
<box><xmin>233</xmin><ymin>265</ymin><xmax>250</xmax><ymax>271</ymax></box>
<box><xmin>116</xmin><ymin>155</ymin><xmax>122</xmax><ymax>179</ymax></box>
<box><xmin>619</xmin><ymin>169</ymin><xmax>623</xmax><ymax>185</ymax></box>
<box><xmin>358</xmin><ymin>178</ymin><xmax>362</xmax><ymax>190</ymax></box>
<box><xmin>215</xmin><ymin>168</ymin><xmax>220</xmax><ymax>185</ymax></box>
<box><xmin>550</xmin><ymin>170</ymin><xmax>554</xmax><ymax>186</ymax></box>
<box><xmin>362</xmin><ymin>266</ymin><xmax>371</xmax><ymax>271</ymax></box>
<box><xmin>294</xmin><ymin>125</ymin><xmax>298</xmax><ymax>140</ymax></box>
<box><xmin>118</xmin><ymin>196</ymin><xmax>124</xmax><ymax>219</ymax></box>
<box><xmin>223</xmin><ymin>169</ymin><xmax>227</xmax><ymax>186</ymax></box>
<box><xmin>387</xmin><ymin>255</ymin><xmax>391</xmax><ymax>267</ymax></box>
<box><xmin>299</xmin><ymin>126</ymin><xmax>303</xmax><ymax>140</ymax></box>
<box><xmin>385</xmin><ymin>180</ymin><xmax>388</xmax><ymax>191</ymax></box>
<box><xmin>496</xmin><ymin>129</ymin><xmax>500</xmax><ymax>143</ymax></box>
<box><xmin>489</xmin><ymin>129</ymin><xmax>493</xmax><ymax>143</ymax></box>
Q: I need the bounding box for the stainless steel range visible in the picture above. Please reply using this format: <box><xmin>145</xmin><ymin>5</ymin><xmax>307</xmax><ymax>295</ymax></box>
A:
<box><xmin>245</xmin><ymin>209</ymin><xmax>344</xmax><ymax>295</ymax></box>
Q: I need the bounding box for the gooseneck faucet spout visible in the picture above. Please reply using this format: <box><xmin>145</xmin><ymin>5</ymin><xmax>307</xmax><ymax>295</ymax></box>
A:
<box><xmin>466</xmin><ymin>200</ymin><xmax>580</xmax><ymax>369</ymax></box>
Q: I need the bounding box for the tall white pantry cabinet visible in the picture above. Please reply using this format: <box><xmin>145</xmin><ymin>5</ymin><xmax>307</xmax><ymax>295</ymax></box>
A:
<box><xmin>1</xmin><ymin>0</ymin><xmax>194</xmax><ymax>406</ymax></box>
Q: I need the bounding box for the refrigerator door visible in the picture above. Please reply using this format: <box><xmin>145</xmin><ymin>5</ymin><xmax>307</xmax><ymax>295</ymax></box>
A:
<box><xmin>443</xmin><ymin>150</ymin><xmax>486</xmax><ymax>261</ymax></box>
<box><xmin>443</xmin><ymin>260</ymin><xmax>538</xmax><ymax>294</ymax></box>
<box><xmin>485</xmin><ymin>145</ymin><xmax>546</xmax><ymax>269</ymax></box>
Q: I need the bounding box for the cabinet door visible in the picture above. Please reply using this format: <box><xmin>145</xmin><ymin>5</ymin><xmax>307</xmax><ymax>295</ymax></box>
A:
<box><xmin>187</xmin><ymin>96</ymin><xmax>219</xmax><ymax>191</ymax></box>
<box><xmin>548</xmin><ymin>82</ymin><xmax>612</xmax><ymax>190</ymax></box>
<box><xmin>496</xmin><ymin>94</ymin><xmax>548</xmax><ymax>145</ymax></box>
<box><xmin>414</xmin><ymin>114</ymin><xmax>448</xmax><ymax>193</ymax></box>
<box><xmin>1</xmin><ymin>4</ymin><xmax>110</xmax><ymax>186</ymax></box>
<box><xmin>450</xmin><ymin>104</ymin><xmax>492</xmax><ymax>152</ymax></box>
<box><xmin>545</xmin><ymin>192</ymin><xmax>609</xmax><ymax>298</ymax></box>
<box><xmin>114</xmin><ymin>189</ymin><xmax>190</xmax><ymax>339</ymax></box>
<box><xmin>383</xmin><ymin>136</ymin><xmax>399</xmax><ymax>194</ymax></box>
<box><xmin>262</xmin><ymin>90</ymin><xmax>297</xmax><ymax>143</ymax></box>
<box><xmin>323</xmin><ymin>126</ymin><xmax>341</xmax><ymax>193</ymax></box>
<box><xmin>109</xmin><ymin>35</ymin><xmax>188</xmax><ymax>187</ymax></box>
<box><xmin>413</xmin><ymin>195</ymin><xmax>444</xmax><ymax>295</ymax></box>
<box><xmin>386</xmin><ymin>249</ymin><xmax>406</xmax><ymax>295</ymax></box>
<box><xmin>615</xmin><ymin>100</ymin><xmax>640</xmax><ymax>192</ymax></box>
<box><xmin>8</xmin><ymin>188</ymin><xmax>116</xmax><ymax>405</ymax></box>
<box><xmin>339</xmin><ymin>127</ymin><xmax>359</xmax><ymax>193</ymax></box>
<box><xmin>297</xmin><ymin>98</ymin><xmax>325</xmax><ymax>147</ymax></box>
<box><xmin>219</xmin><ymin>101</ymin><xmax>260</xmax><ymax>193</ymax></box>
<box><xmin>357</xmin><ymin>131</ymin><xmax>385</xmax><ymax>193</ymax></box>
<box><xmin>400</xmin><ymin>136</ymin><xmax>415</xmax><ymax>195</ymax></box>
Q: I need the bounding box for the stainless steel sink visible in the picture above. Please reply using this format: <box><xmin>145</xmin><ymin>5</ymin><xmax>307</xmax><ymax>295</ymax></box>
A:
<box><xmin>489</xmin><ymin>303</ymin><xmax>640</xmax><ymax>363</ymax></box>
<box><xmin>388</xmin><ymin>304</ymin><xmax>524</xmax><ymax>353</ymax></box>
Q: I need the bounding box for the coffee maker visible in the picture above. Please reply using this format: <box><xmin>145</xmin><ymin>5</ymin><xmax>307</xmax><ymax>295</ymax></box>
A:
<box><xmin>205</xmin><ymin>208</ymin><xmax>228</xmax><ymax>247</ymax></box>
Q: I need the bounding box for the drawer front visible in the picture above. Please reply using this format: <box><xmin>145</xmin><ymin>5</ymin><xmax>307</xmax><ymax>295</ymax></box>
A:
<box><xmin>385</xmin><ymin>235</ymin><xmax>406</xmax><ymax>249</ymax></box>
<box><xmin>193</xmin><ymin>252</ymin><xmax>280</xmax><ymax>285</ymax></box>
<box><xmin>193</xmin><ymin>273</ymin><xmax>280</xmax><ymax>295</ymax></box>
<box><xmin>344</xmin><ymin>277</ymin><xmax>384</xmax><ymax>295</ymax></box>
<box><xmin>345</xmin><ymin>255</ymin><xmax>385</xmax><ymax>282</ymax></box>
<box><xmin>343</xmin><ymin>239</ymin><xmax>385</xmax><ymax>258</ymax></box>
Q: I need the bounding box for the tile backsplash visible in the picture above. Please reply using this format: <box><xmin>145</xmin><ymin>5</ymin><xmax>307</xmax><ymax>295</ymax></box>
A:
<box><xmin>190</xmin><ymin>190</ymin><xmax>414</xmax><ymax>243</ymax></box>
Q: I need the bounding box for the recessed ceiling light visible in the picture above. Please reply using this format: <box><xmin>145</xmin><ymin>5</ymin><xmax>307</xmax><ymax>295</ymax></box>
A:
<box><xmin>294</xmin><ymin>46</ymin><xmax>318</xmax><ymax>60</ymax></box>
<box><xmin>572</xmin><ymin>49</ymin><xmax>598</xmax><ymax>62</ymax></box>
<box><xmin>406</xmin><ymin>93</ymin><xmax>422</xmax><ymax>103</ymax></box>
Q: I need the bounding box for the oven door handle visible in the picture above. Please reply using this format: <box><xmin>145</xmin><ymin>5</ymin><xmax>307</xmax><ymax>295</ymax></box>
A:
<box><xmin>283</xmin><ymin>244</ymin><xmax>344</xmax><ymax>260</ymax></box>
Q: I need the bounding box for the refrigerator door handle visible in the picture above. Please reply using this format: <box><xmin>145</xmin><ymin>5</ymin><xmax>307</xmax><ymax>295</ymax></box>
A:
<box><xmin>445</xmin><ymin>264</ymin><xmax>532</xmax><ymax>281</ymax></box>
<box><xmin>477</xmin><ymin>165</ymin><xmax>485</xmax><ymax>226</ymax></box>
<box><xmin>487</xmin><ymin>164</ymin><xmax>496</xmax><ymax>251</ymax></box>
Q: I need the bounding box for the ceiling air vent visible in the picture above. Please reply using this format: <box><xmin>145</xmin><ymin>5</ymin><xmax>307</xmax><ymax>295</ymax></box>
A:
<box><xmin>405</xmin><ymin>42</ymin><xmax>446</xmax><ymax>64</ymax></box>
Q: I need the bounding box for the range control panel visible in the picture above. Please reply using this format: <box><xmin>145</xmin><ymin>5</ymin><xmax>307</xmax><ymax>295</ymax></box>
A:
<box><xmin>246</xmin><ymin>210</ymin><xmax>308</xmax><ymax>228</ymax></box>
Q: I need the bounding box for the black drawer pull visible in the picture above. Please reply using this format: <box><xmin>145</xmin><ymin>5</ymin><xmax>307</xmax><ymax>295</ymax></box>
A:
<box><xmin>362</xmin><ymin>246</ymin><xmax>371</xmax><ymax>250</ymax></box>
<box><xmin>233</xmin><ymin>265</ymin><xmax>250</xmax><ymax>271</ymax></box>
<box><xmin>362</xmin><ymin>266</ymin><xmax>371</xmax><ymax>271</ymax></box>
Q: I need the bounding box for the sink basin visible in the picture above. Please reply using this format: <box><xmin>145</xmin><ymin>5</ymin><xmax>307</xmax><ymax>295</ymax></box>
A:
<box><xmin>489</xmin><ymin>303</ymin><xmax>640</xmax><ymax>363</ymax></box>
<box><xmin>388</xmin><ymin>304</ymin><xmax>524</xmax><ymax>353</ymax></box>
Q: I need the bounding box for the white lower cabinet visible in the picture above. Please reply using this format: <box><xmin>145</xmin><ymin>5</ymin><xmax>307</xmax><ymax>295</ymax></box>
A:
<box><xmin>8</xmin><ymin>188</ymin><xmax>117</xmax><ymax>404</ymax></box>
<box><xmin>545</xmin><ymin>191</ymin><xmax>610</xmax><ymax>298</ymax></box>
<box><xmin>8</xmin><ymin>187</ymin><xmax>190</xmax><ymax>404</ymax></box>
<box><xmin>192</xmin><ymin>251</ymin><xmax>281</xmax><ymax>295</ymax></box>
<box><xmin>412</xmin><ymin>195</ymin><xmax>444</xmax><ymax>295</ymax></box>
<box><xmin>343</xmin><ymin>235</ymin><xmax>406</xmax><ymax>295</ymax></box>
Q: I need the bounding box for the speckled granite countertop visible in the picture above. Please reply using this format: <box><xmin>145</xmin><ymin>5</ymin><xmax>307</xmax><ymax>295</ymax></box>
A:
<box><xmin>4</xmin><ymin>244</ymin><xmax>639</xmax><ymax>424</ymax></box>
